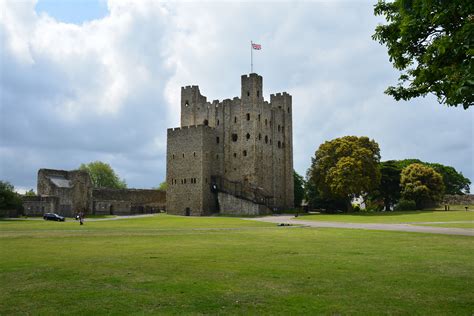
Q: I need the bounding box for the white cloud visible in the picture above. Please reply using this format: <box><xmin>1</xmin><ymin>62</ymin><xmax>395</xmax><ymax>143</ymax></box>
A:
<box><xmin>0</xmin><ymin>0</ymin><xmax>472</xmax><ymax>191</ymax></box>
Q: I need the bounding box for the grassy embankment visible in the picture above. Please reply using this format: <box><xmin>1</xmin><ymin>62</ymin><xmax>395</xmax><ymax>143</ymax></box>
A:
<box><xmin>0</xmin><ymin>214</ymin><xmax>472</xmax><ymax>314</ymax></box>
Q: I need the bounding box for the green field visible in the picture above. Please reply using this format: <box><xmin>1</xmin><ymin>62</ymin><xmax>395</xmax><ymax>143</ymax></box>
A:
<box><xmin>300</xmin><ymin>210</ymin><xmax>473</xmax><ymax>224</ymax></box>
<box><xmin>1</xmin><ymin>215</ymin><xmax>473</xmax><ymax>314</ymax></box>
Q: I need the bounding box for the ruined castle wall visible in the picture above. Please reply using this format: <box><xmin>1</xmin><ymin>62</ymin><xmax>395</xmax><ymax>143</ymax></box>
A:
<box><xmin>166</xmin><ymin>125</ymin><xmax>216</xmax><ymax>215</ymax></box>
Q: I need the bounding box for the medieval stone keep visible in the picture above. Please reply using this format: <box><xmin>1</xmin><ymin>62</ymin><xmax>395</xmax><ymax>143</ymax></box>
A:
<box><xmin>166</xmin><ymin>73</ymin><xmax>294</xmax><ymax>215</ymax></box>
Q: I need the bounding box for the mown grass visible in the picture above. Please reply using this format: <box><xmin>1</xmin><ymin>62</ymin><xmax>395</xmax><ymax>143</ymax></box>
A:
<box><xmin>300</xmin><ymin>210</ymin><xmax>473</xmax><ymax>224</ymax></box>
<box><xmin>0</xmin><ymin>214</ymin><xmax>473</xmax><ymax>314</ymax></box>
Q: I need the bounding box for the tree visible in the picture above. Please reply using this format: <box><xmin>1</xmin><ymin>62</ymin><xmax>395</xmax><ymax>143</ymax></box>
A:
<box><xmin>79</xmin><ymin>161</ymin><xmax>127</xmax><ymax>189</ymax></box>
<box><xmin>157</xmin><ymin>181</ymin><xmax>167</xmax><ymax>191</ymax></box>
<box><xmin>393</xmin><ymin>159</ymin><xmax>470</xmax><ymax>194</ymax></box>
<box><xmin>0</xmin><ymin>181</ymin><xmax>22</xmax><ymax>210</ymax></box>
<box><xmin>293</xmin><ymin>171</ymin><xmax>305</xmax><ymax>207</ymax></box>
<box><xmin>24</xmin><ymin>189</ymin><xmax>36</xmax><ymax>196</ymax></box>
<box><xmin>373</xmin><ymin>0</ymin><xmax>473</xmax><ymax>109</ymax></box>
<box><xmin>400</xmin><ymin>163</ymin><xmax>445</xmax><ymax>209</ymax></box>
<box><xmin>307</xmin><ymin>136</ymin><xmax>381</xmax><ymax>212</ymax></box>
<box><xmin>370</xmin><ymin>160</ymin><xmax>402</xmax><ymax>211</ymax></box>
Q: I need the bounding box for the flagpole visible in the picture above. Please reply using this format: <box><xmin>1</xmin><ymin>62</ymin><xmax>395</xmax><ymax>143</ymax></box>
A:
<box><xmin>250</xmin><ymin>40</ymin><xmax>253</xmax><ymax>73</ymax></box>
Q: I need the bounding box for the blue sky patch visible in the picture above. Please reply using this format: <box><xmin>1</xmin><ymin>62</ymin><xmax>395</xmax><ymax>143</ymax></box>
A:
<box><xmin>35</xmin><ymin>0</ymin><xmax>108</xmax><ymax>24</ymax></box>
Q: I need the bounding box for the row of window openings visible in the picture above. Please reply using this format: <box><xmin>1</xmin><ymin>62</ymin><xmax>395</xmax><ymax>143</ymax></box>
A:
<box><xmin>223</xmin><ymin>134</ymin><xmax>284</xmax><ymax>147</ymax></box>
<box><xmin>200</xmin><ymin>115</ymin><xmax>289</xmax><ymax>129</ymax></box>
<box><xmin>171</xmin><ymin>178</ymin><xmax>208</xmax><ymax>185</ymax></box>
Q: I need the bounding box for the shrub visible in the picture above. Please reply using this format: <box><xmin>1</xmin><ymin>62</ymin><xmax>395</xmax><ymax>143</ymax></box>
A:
<box><xmin>394</xmin><ymin>199</ymin><xmax>417</xmax><ymax>211</ymax></box>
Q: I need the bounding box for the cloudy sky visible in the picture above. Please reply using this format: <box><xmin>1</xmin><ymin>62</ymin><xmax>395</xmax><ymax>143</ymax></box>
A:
<box><xmin>1</xmin><ymin>0</ymin><xmax>472</xmax><ymax>192</ymax></box>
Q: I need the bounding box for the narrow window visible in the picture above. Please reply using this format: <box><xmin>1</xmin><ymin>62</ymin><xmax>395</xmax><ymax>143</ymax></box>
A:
<box><xmin>193</xmin><ymin>152</ymin><xmax>196</xmax><ymax>157</ymax></box>
<box><xmin>282</xmin><ymin>126</ymin><xmax>284</xmax><ymax>133</ymax></box>
<box><xmin>234</xmin><ymin>116</ymin><xmax>237</xmax><ymax>123</ymax></box>
<box><xmin>278</xmin><ymin>125</ymin><xmax>280</xmax><ymax>132</ymax></box>
<box><xmin>243</xmin><ymin>150</ymin><xmax>247</xmax><ymax>157</ymax></box>
<box><xmin>185</xmin><ymin>100</ymin><xmax>189</xmax><ymax>106</ymax></box>
<box><xmin>288</xmin><ymin>107</ymin><xmax>290</xmax><ymax>113</ymax></box>
<box><xmin>182</xmin><ymin>153</ymin><xmax>185</xmax><ymax>158</ymax></box>
<box><xmin>257</xmin><ymin>91</ymin><xmax>259</xmax><ymax>97</ymax></box>
<box><xmin>247</xmin><ymin>91</ymin><xmax>250</xmax><ymax>96</ymax></box>
<box><xmin>232</xmin><ymin>134</ymin><xmax>238</xmax><ymax>142</ymax></box>
<box><xmin>203</xmin><ymin>119</ymin><xmax>208</xmax><ymax>126</ymax></box>
<box><xmin>233</xmin><ymin>153</ymin><xmax>237</xmax><ymax>158</ymax></box>
<box><xmin>265</xmin><ymin>119</ymin><xmax>267</xmax><ymax>126</ymax></box>
<box><xmin>258</xmin><ymin>133</ymin><xmax>261</xmax><ymax>140</ymax></box>
<box><xmin>246</xmin><ymin>113</ymin><xmax>250</xmax><ymax>121</ymax></box>
<box><xmin>172</xmin><ymin>154</ymin><xmax>175</xmax><ymax>159</ymax></box>
<box><xmin>216</xmin><ymin>136</ymin><xmax>220</xmax><ymax>144</ymax></box>
<box><xmin>258</xmin><ymin>114</ymin><xmax>261</xmax><ymax>121</ymax></box>
<box><xmin>217</xmin><ymin>119</ymin><xmax>220</xmax><ymax>126</ymax></box>
<box><xmin>216</xmin><ymin>154</ymin><xmax>219</xmax><ymax>159</ymax></box>
<box><xmin>246</xmin><ymin>133</ymin><xmax>250</xmax><ymax>140</ymax></box>
<box><xmin>265</xmin><ymin>135</ymin><xmax>268</xmax><ymax>144</ymax></box>
<box><xmin>278</xmin><ymin>141</ymin><xmax>281</xmax><ymax>148</ymax></box>
<box><xmin>184</xmin><ymin>179</ymin><xmax>186</xmax><ymax>184</ymax></box>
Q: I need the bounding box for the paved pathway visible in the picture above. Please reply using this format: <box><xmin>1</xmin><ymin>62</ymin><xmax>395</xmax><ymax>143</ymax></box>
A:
<box><xmin>248</xmin><ymin>216</ymin><xmax>474</xmax><ymax>236</ymax></box>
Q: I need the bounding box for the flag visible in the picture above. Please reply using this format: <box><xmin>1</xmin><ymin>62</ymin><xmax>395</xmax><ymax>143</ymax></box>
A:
<box><xmin>252</xmin><ymin>43</ymin><xmax>262</xmax><ymax>50</ymax></box>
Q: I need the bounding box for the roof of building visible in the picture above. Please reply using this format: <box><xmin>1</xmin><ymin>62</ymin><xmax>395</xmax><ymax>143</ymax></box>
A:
<box><xmin>48</xmin><ymin>176</ymin><xmax>72</xmax><ymax>188</ymax></box>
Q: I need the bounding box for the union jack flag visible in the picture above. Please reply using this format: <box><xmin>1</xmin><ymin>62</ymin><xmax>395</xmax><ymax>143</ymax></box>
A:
<box><xmin>252</xmin><ymin>43</ymin><xmax>262</xmax><ymax>50</ymax></box>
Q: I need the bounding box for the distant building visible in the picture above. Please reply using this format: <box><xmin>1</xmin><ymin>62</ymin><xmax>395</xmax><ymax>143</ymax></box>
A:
<box><xmin>166</xmin><ymin>73</ymin><xmax>294</xmax><ymax>216</ymax></box>
<box><xmin>22</xmin><ymin>169</ymin><xmax>166</xmax><ymax>217</ymax></box>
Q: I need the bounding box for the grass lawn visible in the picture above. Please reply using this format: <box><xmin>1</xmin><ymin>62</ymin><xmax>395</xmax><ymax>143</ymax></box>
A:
<box><xmin>0</xmin><ymin>214</ymin><xmax>473</xmax><ymax>314</ymax></box>
<box><xmin>300</xmin><ymin>210</ymin><xmax>474</xmax><ymax>224</ymax></box>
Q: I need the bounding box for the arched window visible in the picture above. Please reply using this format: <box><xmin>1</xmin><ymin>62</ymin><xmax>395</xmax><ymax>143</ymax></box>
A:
<box><xmin>193</xmin><ymin>152</ymin><xmax>196</xmax><ymax>157</ymax></box>
<box><xmin>232</xmin><ymin>134</ymin><xmax>238</xmax><ymax>142</ymax></box>
<box><xmin>203</xmin><ymin>119</ymin><xmax>208</xmax><ymax>126</ymax></box>
<box><xmin>246</xmin><ymin>133</ymin><xmax>250</xmax><ymax>140</ymax></box>
<box><xmin>185</xmin><ymin>100</ymin><xmax>189</xmax><ymax>106</ymax></box>
<box><xmin>182</xmin><ymin>153</ymin><xmax>185</xmax><ymax>158</ymax></box>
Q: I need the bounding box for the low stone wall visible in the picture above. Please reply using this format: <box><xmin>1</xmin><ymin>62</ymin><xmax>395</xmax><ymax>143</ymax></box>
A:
<box><xmin>92</xmin><ymin>188</ymin><xmax>166</xmax><ymax>215</ymax></box>
<box><xmin>442</xmin><ymin>194</ymin><xmax>474</xmax><ymax>205</ymax></box>
<box><xmin>217</xmin><ymin>192</ymin><xmax>270</xmax><ymax>216</ymax></box>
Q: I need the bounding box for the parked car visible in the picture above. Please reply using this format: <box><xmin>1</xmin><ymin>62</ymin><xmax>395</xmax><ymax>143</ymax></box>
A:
<box><xmin>43</xmin><ymin>213</ymin><xmax>65</xmax><ymax>222</ymax></box>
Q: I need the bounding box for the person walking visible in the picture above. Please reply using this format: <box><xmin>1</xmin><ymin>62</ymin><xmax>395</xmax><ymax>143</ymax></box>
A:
<box><xmin>79</xmin><ymin>212</ymin><xmax>84</xmax><ymax>225</ymax></box>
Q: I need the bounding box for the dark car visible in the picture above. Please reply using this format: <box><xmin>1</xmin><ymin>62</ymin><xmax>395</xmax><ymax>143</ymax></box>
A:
<box><xmin>43</xmin><ymin>213</ymin><xmax>65</xmax><ymax>222</ymax></box>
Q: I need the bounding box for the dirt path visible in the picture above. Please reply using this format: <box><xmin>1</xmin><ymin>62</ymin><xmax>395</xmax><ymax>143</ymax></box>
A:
<box><xmin>248</xmin><ymin>216</ymin><xmax>474</xmax><ymax>236</ymax></box>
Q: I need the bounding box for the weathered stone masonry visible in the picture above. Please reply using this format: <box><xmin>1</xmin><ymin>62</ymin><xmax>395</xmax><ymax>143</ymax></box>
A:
<box><xmin>166</xmin><ymin>73</ymin><xmax>294</xmax><ymax>215</ymax></box>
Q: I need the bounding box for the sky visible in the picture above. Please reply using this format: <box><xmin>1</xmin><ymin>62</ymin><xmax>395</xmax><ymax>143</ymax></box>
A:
<box><xmin>1</xmin><ymin>0</ymin><xmax>472</xmax><ymax>192</ymax></box>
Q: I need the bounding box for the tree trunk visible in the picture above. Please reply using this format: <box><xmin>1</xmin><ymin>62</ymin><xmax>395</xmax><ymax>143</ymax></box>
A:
<box><xmin>346</xmin><ymin>199</ymin><xmax>353</xmax><ymax>213</ymax></box>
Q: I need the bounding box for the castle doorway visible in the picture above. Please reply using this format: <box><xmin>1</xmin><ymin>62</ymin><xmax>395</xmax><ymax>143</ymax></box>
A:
<box><xmin>203</xmin><ymin>119</ymin><xmax>208</xmax><ymax>126</ymax></box>
<box><xmin>185</xmin><ymin>208</ymin><xmax>191</xmax><ymax>216</ymax></box>
<box><xmin>109</xmin><ymin>205</ymin><xmax>114</xmax><ymax>215</ymax></box>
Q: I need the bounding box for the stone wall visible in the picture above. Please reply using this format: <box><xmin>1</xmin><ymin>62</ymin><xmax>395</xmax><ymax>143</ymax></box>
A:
<box><xmin>442</xmin><ymin>194</ymin><xmax>474</xmax><ymax>205</ymax></box>
<box><xmin>92</xmin><ymin>188</ymin><xmax>166</xmax><ymax>215</ymax></box>
<box><xmin>22</xmin><ymin>195</ymin><xmax>59</xmax><ymax>216</ymax></box>
<box><xmin>217</xmin><ymin>192</ymin><xmax>271</xmax><ymax>216</ymax></box>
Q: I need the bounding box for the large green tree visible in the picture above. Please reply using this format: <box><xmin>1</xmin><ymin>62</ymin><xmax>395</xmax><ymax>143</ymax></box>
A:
<box><xmin>373</xmin><ymin>0</ymin><xmax>473</xmax><ymax>109</ymax></box>
<box><xmin>371</xmin><ymin>160</ymin><xmax>402</xmax><ymax>211</ymax></box>
<box><xmin>0</xmin><ymin>181</ymin><xmax>22</xmax><ymax>211</ymax></box>
<box><xmin>79</xmin><ymin>161</ymin><xmax>127</xmax><ymax>189</ymax></box>
<box><xmin>400</xmin><ymin>163</ymin><xmax>445</xmax><ymax>209</ymax></box>
<box><xmin>293</xmin><ymin>171</ymin><xmax>305</xmax><ymax>207</ymax></box>
<box><xmin>307</xmin><ymin>136</ymin><xmax>381</xmax><ymax>212</ymax></box>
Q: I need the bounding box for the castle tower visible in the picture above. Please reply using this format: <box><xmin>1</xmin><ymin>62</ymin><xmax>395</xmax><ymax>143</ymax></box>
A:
<box><xmin>166</xmin><ymin>73</ymin><xmax>293</xmax><ymax>216</ymax></box>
